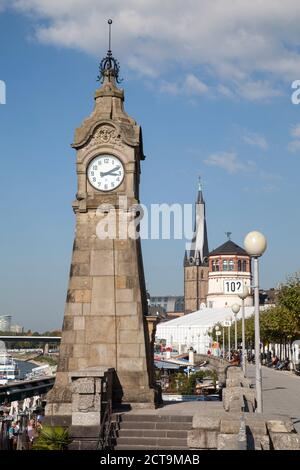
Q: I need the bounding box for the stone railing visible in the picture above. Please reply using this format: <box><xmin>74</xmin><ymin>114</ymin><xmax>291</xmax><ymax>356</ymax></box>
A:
<box><xmin>222</xmin><ymin>366</ymin><xmax>255</xmax><ymax>412</ymax></box>
<box><xmin>188</xmin><ymin>364</ymin><xmax>300</xmax><ymax>450</ymax></box>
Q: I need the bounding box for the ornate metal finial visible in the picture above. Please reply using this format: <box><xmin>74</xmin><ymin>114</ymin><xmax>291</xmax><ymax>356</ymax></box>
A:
<box><xmin>97</xmin><ymin>19</ymin><xmax>123</xmax><ymax>84</ymax></box>
<box><xmin>225</xmin><ymin>231</ymin><xmax>232</xmax><ymax>240</ymax></box>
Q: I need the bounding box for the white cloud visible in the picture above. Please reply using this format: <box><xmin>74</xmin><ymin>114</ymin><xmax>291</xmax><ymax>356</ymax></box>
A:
<box><xmin>290</xmin><ymin>123</ymin><xmax>300</xmax><ymax>138</ymax></box>
<box><xmin>204</xmin><ymin>152</ymin><xmax>255</xmax><ymax>174</ymax></box>
<box><xmin>243</xmin><ymin>131</ymin><xmax>268</xmax><ymax>149</ymax></box>
<box><xmin>160</xmin><ymin>74</ymin><xmax>209</xmax><ymax>96</ymax></box>
<box><xmin>3</xmin><ymin>1</ymin><xmax>300</xmax><ymax>100</ymax></box>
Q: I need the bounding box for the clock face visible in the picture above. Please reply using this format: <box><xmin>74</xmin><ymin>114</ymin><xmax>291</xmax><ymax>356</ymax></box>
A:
<box><xmin>87</xmin><ymin>154</ymin><xmax>125</xmax><ymax>192</ymax></box>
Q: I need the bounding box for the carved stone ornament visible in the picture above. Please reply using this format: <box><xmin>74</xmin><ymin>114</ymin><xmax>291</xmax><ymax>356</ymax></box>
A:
<box><xmin>86</xmin><ymin>125</ymin><xmax>123</xmax><ymax>151</ymax></box>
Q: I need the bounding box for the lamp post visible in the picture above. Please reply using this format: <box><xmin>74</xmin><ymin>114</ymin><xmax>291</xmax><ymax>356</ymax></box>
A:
<box><xmin>231</xmin><ymin>303</ymin><xmax>240</xmax><ymax>350</ymax></box>
<box><xmin>244</xmin><ymin>231</ymin><xmax>267</xmax><ymax>414</ymax></box>
<box><xmin>215</xmin><ymin>325</ymin><xmax>220</xmax><ymax>356</ymax></box>
<box><xmin>226</xmin><ymin>316</ymin><xmax>232</xmax><ymax>360</ymax></box>
<box><xmin>222</xmin><ymin>326</ymin><xmax>225</xmax><ymax>358</ymax></box>
<box><xmin>238</xmin><ymin>286</ymin><xmax>249</xmax><ymax>375</ymax></box>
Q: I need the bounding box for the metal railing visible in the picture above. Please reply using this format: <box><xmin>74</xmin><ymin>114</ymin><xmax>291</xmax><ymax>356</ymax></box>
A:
<box><xmin>96</xmin><ymin>368</ymin><xmax>118</xmax><ymax>450</ymax></box>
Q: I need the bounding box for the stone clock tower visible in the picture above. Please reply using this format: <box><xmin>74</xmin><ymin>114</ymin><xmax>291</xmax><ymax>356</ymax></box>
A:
<box><xmin>46</xmin><ymin>39</ymin><xmax>156</xmax><ymax>429</ymax></box>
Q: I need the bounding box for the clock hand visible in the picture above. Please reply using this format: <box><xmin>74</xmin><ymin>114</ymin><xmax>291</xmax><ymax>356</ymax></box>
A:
<box><xmin>100</xmin><ymin>166</ymin><xmax>121</xmax><ymax>177</ymax></box>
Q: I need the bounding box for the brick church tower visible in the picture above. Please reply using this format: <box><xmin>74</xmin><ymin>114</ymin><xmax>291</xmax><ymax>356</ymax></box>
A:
<box><xmin>184</xmin><ymin>180</ymin><xmax>209</xmax><ymax>313</ymax></box>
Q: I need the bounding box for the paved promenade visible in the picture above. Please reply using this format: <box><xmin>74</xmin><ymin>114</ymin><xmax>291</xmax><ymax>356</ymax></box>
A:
<box><xmin>247</xmin><ymin>364</ymin><xmax>300</xmax><ymax>433</ymax></box>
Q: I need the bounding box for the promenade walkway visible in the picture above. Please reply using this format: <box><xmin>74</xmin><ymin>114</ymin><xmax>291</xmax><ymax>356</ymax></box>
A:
<box><xmin>247</xmin><ymin>364</ymin><xmax>300</xmax><ymax>433</ymax></box>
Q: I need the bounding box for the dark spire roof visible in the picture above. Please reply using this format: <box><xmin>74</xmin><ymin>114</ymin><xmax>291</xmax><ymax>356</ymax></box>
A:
<box><xmin>184</xmin><ymin>179</ymin><xmax>209</xmax><ymax>266</ymax></box>
<box><xmin>209</xmin><ymin>240</ymin><xmax>248</xmax><ymax>257</ymax></box>
<box><xmin>197</xmin><ymin>177</ymin><xmax>204</xmax><ymax>204</ymax></box>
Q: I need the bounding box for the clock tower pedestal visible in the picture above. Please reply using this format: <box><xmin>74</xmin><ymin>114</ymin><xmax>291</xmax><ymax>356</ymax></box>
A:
<box><xmin>45</xmin><ymin>50</ymin><xmax>159</xmax><ymax>435</ymax></box>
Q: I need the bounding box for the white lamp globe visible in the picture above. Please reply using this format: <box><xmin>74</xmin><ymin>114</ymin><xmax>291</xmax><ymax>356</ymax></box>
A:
<box><xmin>215</xmin><ymin>325</ymin><xmax>220</xmax><ymax>331</ymax></box>
<box><xmin>244</xmin><ymin>231</ymin><xmax>267</xmax><ymax>257</ymax></box>
<box><xmin>231</xmin><ymin>303</ymin><xmax>240</xmax><ymax>315</ymax></box>
<box><xmin>238</xmin><ymin>286</ymin><xmax>249</xmax><ymax>300</ymax></box>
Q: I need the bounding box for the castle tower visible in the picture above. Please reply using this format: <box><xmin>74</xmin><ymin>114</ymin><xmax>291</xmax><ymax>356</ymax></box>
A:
<box><xmin>206</xmin><ymin>239</ymin><xmax>253</xmax><ymax>308</ymax></box>
<box><xmin>184</xmin><ymin>180</ymin><xmax>209</xmax><ymax>313</ymax></box>
<box><xmin>46</xmin><ymin>31</ymin><xmax>157</xmax><ymax>431</ymax></box>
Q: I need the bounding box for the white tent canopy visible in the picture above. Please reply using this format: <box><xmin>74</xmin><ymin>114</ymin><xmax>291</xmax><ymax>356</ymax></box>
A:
<box><xmin>156</xmin><ymin>306</ymin><xmax>259</xmax><ymax>354</ymax></box>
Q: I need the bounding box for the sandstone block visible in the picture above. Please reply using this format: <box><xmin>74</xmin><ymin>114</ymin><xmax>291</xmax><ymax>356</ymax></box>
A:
<box><xmin>72</xmin><ymin>250</ymin><xmax>90</xmax><ymax>264</ymax></box>
<box><xmin>69</xmin><ymin>276</ymin><xmax>92</xmax><ymax>290</ymax></box>
<box><xmin>91</xmin><ymin>276</ymin><xmax>115</xmax><ymax>315</ymax></box>
<box><xmin>267</xmin><ymin>420</ymin><xmax>295</xmax><ymax>433</ymax></box>
<box><xmin>72</xmin><ymin>412</ymin><xmax>100</xmax><ymax>426</ymax></box>
<box><xmin>118</xmin><ymin>343</ymin><xmax>140</xmax><ymax>358</ymax></box>
<box><xmin>90</xmin><ymin>249</ymin><xmax>114</xmax><ymax>276</ymax></box>
<box><xmin>116</xmin><ymin>301</ymin><xmax>137</xmax><ymax>316</ymax></box>
<box><xmin>72</xmin><ymin>377</ymin><xmax>95</xmax><ymax>394</ymax></box>
<box><xmin>192</xmin><ymin>415</ymin><xmax>220</xmax><ymax>430</ymax></box>
<box><xmin>188</xmin><ymin>429</ymin><xmax>217</xmax><ymax>449</ymax></box>
<box><xmin>217</xmin><ymin>434</ymin><xmax>239</xmax><ymax>450</ymax></box>
<box><xmin>64</xmin><ymin>303</ymin><xmax>83</xmax><ymax>316</ymax></box>
<box><xmin>270</xmin><ymin>432</ymin><xmax>300</xmax><ymax>450</ymax></box>
<box><xmin>116</xmin><ymin>288</ymin><xmax>134</xmax><ymax>302</ymax></box>
<box><xmin>85</xmin><ymin>316</ymin><xmax>115</xmax><ymax>343</ymax></box>
<box><xmin>74</xmin><ymin>316</ymin><xmax>85</xmax><ymax>330</ymax></box>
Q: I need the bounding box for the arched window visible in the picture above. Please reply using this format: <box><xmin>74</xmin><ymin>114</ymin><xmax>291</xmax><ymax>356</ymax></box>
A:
<box><xmin>222</xmin><ymin>260</ymin><xmax>228</xmax><ymax>271</ymax></box>
<box><xmin>229</xmin><ymin>259</ymin><xmax>234</xmax><ymax>271</ymax></box>
<box><xmin>242</xmin><ymin>260</ymin><xmax>247</xmax><ymax>271</ymax></box>
<box><xmin>238</xmin><ymin>260</ymin><xmax>242</xmax><ymax>271</ymax></box>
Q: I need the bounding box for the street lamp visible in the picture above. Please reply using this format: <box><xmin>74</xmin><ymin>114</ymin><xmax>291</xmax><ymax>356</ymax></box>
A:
<box><xmin>231</xmin><ymin>303</ymin><xmax>240</xmax><ymax>351</ymax></box>
<box><xmin>244</xmin><ymin>230</ymin><xmax>267</xmax><ymax>414</ymax></box>
<box><xmin>238</xmin><ymin>286</ymin><xmax>249</xmax><ymax>375</ymax></box>
<box><xmin>215</xmin><ymin>325</ymin><xmax>220</xmax><ymax>356</ymax></box>
<box><xmin>225</xmin><ymin>316</ymin><xmax>232</xmax><ymax>360</ymax></box>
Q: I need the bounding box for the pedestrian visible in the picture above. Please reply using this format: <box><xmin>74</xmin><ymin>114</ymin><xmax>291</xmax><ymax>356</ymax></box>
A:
<box><xmin>26</xmin><ymin>419</ymin><xmax>37</xmax><ymax>449</ymax></box>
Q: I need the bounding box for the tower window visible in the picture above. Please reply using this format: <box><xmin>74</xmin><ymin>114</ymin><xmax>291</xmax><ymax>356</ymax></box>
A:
<box><xmin>212</xmin><ymin>260</ymin><xmax>220</xmax><ymax>272</ymax></box>
<box><xmin>242</xmin><ymin>260</ymin><xmax>247</xmax><ymax>271</ymax></box>
<box><xmin>229</xmin><ymin>260</ymin><xmax>234</xmax><ymax>271</ymax></box>
<box><xmin>238</xmin><ymin>260</ymin><xmax>242</xmax><ymax>271</ymax></box>
<box><xmin>222</xmin><ymin>260</ymin><xmax>228</xmax><ymax>271</ymax></box>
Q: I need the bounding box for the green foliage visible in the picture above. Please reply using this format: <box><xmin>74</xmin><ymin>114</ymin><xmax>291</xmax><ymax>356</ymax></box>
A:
<box><xmin>167</xmin><ymin>370</ymin><xmax>216</xmax><ymax>394</ymax></box>
<box><xmin>184</xmin><ymin>370</ymin><xmax>217</xmax><ymax>394</ymax></box>
<box><xmin>36</xmin><ymin>355</ymin><xmax>58</xmax><ymax>366</ymax></box>
<box><xmin>212</xmin><ymin>270</ymin><xmax>300</xmax><ymax>347</ymax></box>
<box><xmin>32</xmin><ymin>426</ymin><xmax>72</xmax><ymax>451</ymax></box>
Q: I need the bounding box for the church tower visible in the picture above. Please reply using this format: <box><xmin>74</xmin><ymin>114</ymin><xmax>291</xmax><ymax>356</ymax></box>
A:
<box><xmin>184</xmin><ymin>180</ymin><xmax>209</xmax><ymax>313</ymax></box>
<box><xmin>46</xmin><ymin>24</ymin><xmax>157</xmax><ymax>433</ymax></box>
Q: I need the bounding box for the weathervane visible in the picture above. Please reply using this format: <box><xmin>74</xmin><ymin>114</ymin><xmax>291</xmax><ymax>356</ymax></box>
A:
<box><xmin>97</xmin><ymin>19</ymin><xmax>122</xmax><ymax>83</ymax></box>
<box><xmin>225</xmin><ymin>232</ymin><xmax>232</xmax><ymax>240</ymax></box>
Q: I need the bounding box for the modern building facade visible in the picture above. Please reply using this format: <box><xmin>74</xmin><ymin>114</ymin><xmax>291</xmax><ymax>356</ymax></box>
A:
<box><xmin>0</xmin><ymin>315</ymin><xmax>12</xmax><ymax>332</ymax></box>
<box><xmin>149</xmin><ymin>296</ymin><xmax>184</xmax><ymax>314</ymax></box>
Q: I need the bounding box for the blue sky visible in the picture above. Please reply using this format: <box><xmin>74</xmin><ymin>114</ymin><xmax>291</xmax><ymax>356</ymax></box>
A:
<box><xmin>0</xmin><ymin>1</ymin><xmax>300</xmax><ymax>330</ymax></box>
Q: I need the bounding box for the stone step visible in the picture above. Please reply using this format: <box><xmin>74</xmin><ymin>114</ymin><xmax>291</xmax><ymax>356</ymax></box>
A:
<box><xmin>120</xmin><ymin>421</ymin><xmax>192</xmax><ymax>430</ymax></box>
<box><xmin>120</xmin><ymin>414</ymin><xmax>193</xmax><ymax>423</ymax></box>
<box><xmin>118</xmin><ymin>429</ymin><xmax>188</xmax><ymax>439</ymax></box>
<box><xmin>116</xmin><ymin>437</ymin><xmax>187</xmax><ymax>448</ymax></box>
